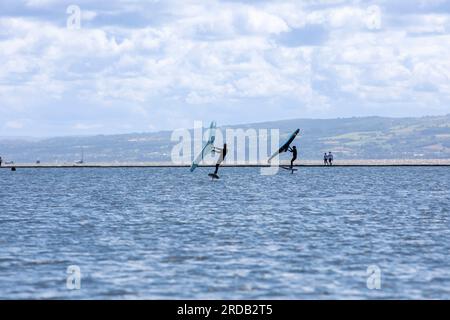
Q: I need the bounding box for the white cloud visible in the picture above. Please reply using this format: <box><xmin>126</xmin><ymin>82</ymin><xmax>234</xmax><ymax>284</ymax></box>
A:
<box><xmin>25</xmin><ymin>0</ymin><xmax>58</xmax><ymax>8</ymax></box>
<box><xmin>5</xmin><ymin>120</ymin><xmax>25</xmax><ymax>129</ymax></box>
<box><xmin>72</xmin><ymin>123</ymin><xmax>103</xmax><ymax>130</ymax></box>
<box><xmin>81</xmin><ymin>10</ymin><xmax>97</xmax><ymax>22</ymax></box>
<box><xmin>0</xmin><ymin>0</ymin><xmax>449</xmax><ymax>136</ymax></box>
<box><xmin>244</xmin><ymin>7</ymin><xmax>290</xmax><ymax>34</ymax></box>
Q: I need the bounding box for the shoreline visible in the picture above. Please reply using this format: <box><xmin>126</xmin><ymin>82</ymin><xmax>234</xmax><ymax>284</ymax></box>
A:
<box><xmin>1</xmin><ymin>159</ymin><xmax>450</xmax><ymax>168</ymax></box>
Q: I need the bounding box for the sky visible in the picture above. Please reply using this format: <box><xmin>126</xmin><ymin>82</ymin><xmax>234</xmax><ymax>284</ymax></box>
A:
<box><xmin>0</xmin><ymin>0</ymin><xmax>450</xmax><ymax>137</ymax></box>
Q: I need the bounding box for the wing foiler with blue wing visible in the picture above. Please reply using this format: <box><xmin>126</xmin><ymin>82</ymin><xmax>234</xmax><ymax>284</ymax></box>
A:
<box><xmin>190</xmin><ymin>121</ymin><xmax>216</xmax><ymax>172</ymax></box>
<box><xmin>268</xmin><ymin>128</ymin><xmax>300</xmax><ymax>163</ymax></box>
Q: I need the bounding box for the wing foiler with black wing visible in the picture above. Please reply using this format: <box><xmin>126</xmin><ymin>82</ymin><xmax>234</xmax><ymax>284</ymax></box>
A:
<box><xmin>267</xmin><ymin>129</ymin><xmax>300</xmax><ymax>163</ymax></box>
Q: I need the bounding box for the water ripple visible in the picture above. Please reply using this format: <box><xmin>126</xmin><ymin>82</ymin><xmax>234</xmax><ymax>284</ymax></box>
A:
<box><xmin>0</xmin><ymin>167</ymin><xmax>449</xmax><ymax>299</ymax></box>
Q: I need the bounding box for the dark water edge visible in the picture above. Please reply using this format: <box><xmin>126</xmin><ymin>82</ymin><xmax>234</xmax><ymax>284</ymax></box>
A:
<box><xmin>0</xmin><ymin>167</ymin><xmax>449</xmax><ymax>299</ymax></box>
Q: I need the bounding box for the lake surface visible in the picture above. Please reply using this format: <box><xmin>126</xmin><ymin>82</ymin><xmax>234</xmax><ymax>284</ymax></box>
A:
<box><xmin>0</xmin><ymin>167</ymin><xmax>449</xmax><ymax>299</ymax></box>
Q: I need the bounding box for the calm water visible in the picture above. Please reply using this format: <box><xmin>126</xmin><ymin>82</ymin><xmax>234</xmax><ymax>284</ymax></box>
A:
<box><xmin>0</xmin><ymin>167</ymin><xmax>449</xmax><ymax>299</ymax></box>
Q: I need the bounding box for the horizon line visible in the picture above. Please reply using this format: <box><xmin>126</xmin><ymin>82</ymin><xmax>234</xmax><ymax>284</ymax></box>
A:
<box><xmin>1</xmin><ymin>113</ymin><xmax>449</xmax><ymax>140</ymax></box>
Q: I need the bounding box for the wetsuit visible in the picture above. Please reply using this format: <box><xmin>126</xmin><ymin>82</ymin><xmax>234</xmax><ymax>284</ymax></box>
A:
<box><xmin>214</xmin><ymin>144</ymin><xmax>227</xmax><ymax>175</ymax></box>
<box><xmin>290</xmin><ymin>147</ymin><xmax>297</xmax><ymax>168</ymax></box>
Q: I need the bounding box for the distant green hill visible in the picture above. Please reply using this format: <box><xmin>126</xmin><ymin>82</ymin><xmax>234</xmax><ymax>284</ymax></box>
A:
<box><xmin>1</xmin><ymin>115</ymin><xmax>449</xmax><ymax>163</ymax></box>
